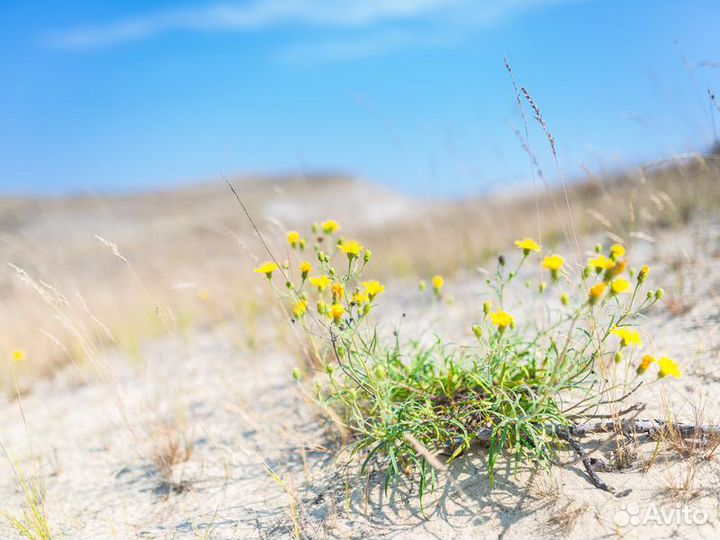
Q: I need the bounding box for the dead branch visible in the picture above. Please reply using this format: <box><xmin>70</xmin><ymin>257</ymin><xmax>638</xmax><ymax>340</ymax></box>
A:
<box><xmin>471</xmin><ymin>418</ymin><xmax>720</xmax><ymax>444</ymax></box>
<box><xmin>464</xmin><ymin>417</ymin><xmax>720</xmax><ymax>495</ymax></box>
<box><xmin>567</xmin><ymin>418</ymin><xmax>720</xmax><ymax>439</ymax></box>
<box><xmin>555</xmin><ymin>428</ymin><xmax>615</xmax><ymax>494</ymax></box>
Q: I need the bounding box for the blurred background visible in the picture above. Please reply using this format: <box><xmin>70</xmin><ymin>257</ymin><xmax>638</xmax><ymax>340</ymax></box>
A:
<box><xmin>1</xmin><ymin>0</ymin><xmax>719</xmax><ymax>384</ymax></box>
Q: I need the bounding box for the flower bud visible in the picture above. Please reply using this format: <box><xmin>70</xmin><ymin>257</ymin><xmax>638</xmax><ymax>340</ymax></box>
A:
<box><xmin>498</xmin><ymin>255</ymin><xmax>506</xmax><ymax>266</ymax></box>
<box><xmin>364</xmin><ymin>250</ymin><xmax>373</xmax><ymax>263</ymax></box>
<box><xmin>472</xmin><ymin>325</ymin><xmax>483</xmax><ymax>340</ymax></box>
<box><xmin>419</xmin><ymin>280</ymin><xmax>426</xmax><ymax>292</ymax></box>
<box><xmin>483</xmin><ymin>301</ymin><xmax>492</xmax><ymax>316</ymax></box>
<box><xmin>561</xmin><ymin>292</ymin><xmax>569</xmax><ymax>306</ymax></box>
<box><xmin>538</xmin><ymin>281</ymin><xmax>547</xmax><ymax>294</ymax></box>
<box><xmin>326</xmin><ymin>363</ymin><xmax>335</xmax><ymax>375</ymax></box>
<box><xmin>638</xmin><ymin>265</ymin><xmax>649</xmax><ymax>283</ymax></box>
<box><xmin>292</xmin><ymin>368</ymin><xmax>302</xmax><ymax>381</ymax></box>
<box><xmin>655</xmin><ymin>288</ymin><xmax>664</xmax><ymax>300</ymax></box>
<box><xmin>614</xmin><ymin>351</ymin><xmax>623</xmax><ymax>364</ymax></box>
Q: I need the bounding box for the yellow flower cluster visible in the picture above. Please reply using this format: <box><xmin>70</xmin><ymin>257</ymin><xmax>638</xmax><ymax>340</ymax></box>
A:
<box><xmin>505</xmin><ymin>238</ymin><xmax>678</xmax><ymax>380</ymax></box>
<box><xmin>255</xmin><ymin>219</ymin><xmax>385</xmax><ymax>327</ymax></box>
<box><xmin>255</xmin><ymin>227</ymin><xmax>680</xmax><ymax>387</ymax></box>
<box><xmin>584</xmin><ymin>243</ymin><xmax>640</xmax><ymax>303</ymax></box>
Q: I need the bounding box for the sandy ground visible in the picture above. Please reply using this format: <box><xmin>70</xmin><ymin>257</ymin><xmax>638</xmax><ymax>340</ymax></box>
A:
<box><xmin>2</xmin><ymin>219</ymin><xmax>720</xmax><ymax>540</ymax></box>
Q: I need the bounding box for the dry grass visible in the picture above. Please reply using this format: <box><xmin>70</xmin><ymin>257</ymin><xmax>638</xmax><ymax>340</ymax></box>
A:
<box><xmin>530</xmin><ymin>471</ymin><xmax>562</xmax><ymax>504</ymax></box>
<box><xmin>546</xmin><ymin>501</ymin><xmax>590</xmax><ymax>536</ymax></box>
<box><xmin>365</xmin><ymin>153</ymin><xmax>720</xmax><ymax>278</ymax></box>
<box><xmin>665</xmin><ymin>403</ymin><xmax>720</xmax><ymax>461</ymax></box>
<box><xmin>663</xmin><ymin>460</ymin><xmax>701</xmax><ymax>503</ymax></box>
<box><xmin>146</xmin><ymin>415</ymin><xmax>195</xmax><ymax>492</ymax></box>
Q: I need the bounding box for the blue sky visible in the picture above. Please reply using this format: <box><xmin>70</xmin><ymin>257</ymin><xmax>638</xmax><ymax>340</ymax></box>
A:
<box><xmin>1</xmin><ymin>0</ymin><xmax>719</xmax><ymax>197</ymax></box>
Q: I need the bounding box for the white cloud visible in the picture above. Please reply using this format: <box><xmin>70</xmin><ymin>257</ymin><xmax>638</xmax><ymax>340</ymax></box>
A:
<box><xmin>280</xmin><ymin>29</ymin><xmax>459</xmax><ymax>63</ymax></box>
<box><xmin>43</xmin><ymin>0</ymin><xmax>579</xmax><ymax>56</ymax></box>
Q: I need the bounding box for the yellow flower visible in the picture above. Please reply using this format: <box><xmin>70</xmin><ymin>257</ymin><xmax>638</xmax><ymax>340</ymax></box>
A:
<box><xmin>351</xmin><ymin>291</ymin><xmax>369</xmax><ymax>305</ymax></box>
<box><xmin>542</xmin><ymin>254</ymin><xmax>564</xmax><ymax>272</ymax></box>
<box><xmin>10</xmin><ymin>348</ymin><xmax>26</xmax><ymax>362</ymax></box>
<box><xmin>254</xmin><ymin>261</ymin><xmax>279</xmax><ymax>278</ymax></box>
<box><xmin>300</xmin><ymin>261</ymin><xmax>312</xmax><ymax>279</ymax></box>
<box><xmin>330</xmin><ymin>303</ymin><xmax>345</xmax><ymax>323</ymax></box>
<box><xmin>610</xmin><ymin>278</ymin><xmax>631</xmax><ymax>294</ymax></box>
<box><xmin>197</xmin><ymin>288</ymin><xmax>210</xmax><ymax>302</ymax></box>
<box><xmin>294</xmin><ymin>300</ymin><xmax>308</xmax><ymax>318</ymax></box>
<box><xmin>610</xmin><ymin>260</ymin><xmax>628</xmax><ymax>277</ymax></box>
<box><xmin>588</xmin><ymin>282</ymin><xmax>607</xmax><ymax>303</ymax></box>
<box><xmin>658</xmin><ymin>357</ymin><xmax>681</xmax><ymax>379</ymax></box>
<box><xmin>514</xmin><ymin>238</ymin><xmax>541</xmax><ymax>254</ymax></box>
<box><xmin>636</xmin><ymin>354</ymin><xmax>656</xmax><ymax>375</ymax></box>
<box><xmin>331</xmin><ymin>281</ymin><xmax>345</xmax><ymax>300</ymax></box>
<box><xmin>490</xmin><ymin>310</ymin><xmax>514</xmax><ymax>331</ymax></box>
<box><xmin>310</xmin><ymin>275</ymin><xmax>331</xmax><ymax>291</ymax></box>
<box><xmin>611</xmin><ymin>327</ymin><xmax>643</xmax><ymax>348</ymax></box>
<box><xmin>339</xmin><ymin>239</ymin><xmax>364</xmax><ymax>259</ymax></box>
<box><xmin>610</xmin><ymin>243</ymin><xmax>626</xmax><ymax>260</ymax></box>
<box><xmin>432</xmin><ymin>275</ymin><xmax>444</xmax><ymax>291</ymax></box>
<box><xmin>588</xmin><ymin>255</ymin><xmax>615</xmax><ymax>272</ymax></box>
<box><xmin>287</xmin><ymin>230</ymin><xmax>300</xmax><ymax>247</ymax></box>
<box><xmin>362</xmin><ymin>280</ymin><xmax>385</xmax><ymax>299</ymax></box>
<box><xmin>321</xmin><ymin>219</ymin><xmax>340</xmax><ymax>234</ymax></box>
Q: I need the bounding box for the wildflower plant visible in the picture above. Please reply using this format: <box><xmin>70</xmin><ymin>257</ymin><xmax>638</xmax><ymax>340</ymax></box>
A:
<box><xmin>254</xmin><ymin>220</ymin><xmax>680</xmax><ymax>507</ymax></box>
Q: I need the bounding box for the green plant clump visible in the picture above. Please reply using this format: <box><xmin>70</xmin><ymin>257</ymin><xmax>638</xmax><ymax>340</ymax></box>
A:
<box><xmin>255</xmin><ymin>224</ymin><xmax>678</xmax><ymax>506</ymax></box>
